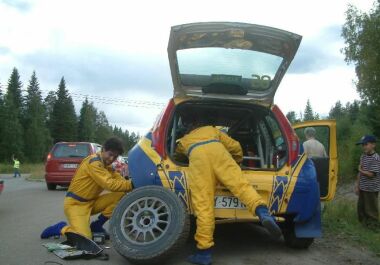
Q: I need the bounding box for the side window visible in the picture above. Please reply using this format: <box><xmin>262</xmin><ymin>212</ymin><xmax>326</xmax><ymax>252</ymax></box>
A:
<box><xmin>243</xmin><ymin>115</ymin><xmax>287</xmax><ymax>170</ymax></box>
<box><xmin>167</xmin><ymin>114</ymin><xmax>189</xmax><ymax>164</ymax></box>
<box><xmin>95</xmin><ymin>144</ymin><xmax>102</xmax><ymax>153</ymax></box>
<box><xmin>265</xmin><ymin>115</ymin><xmax>287</xmax><ymax>168</ymax></box>
<box><xmin>294</xmin><ymin>126</ymin><xmax>329</xmax><ymax>158</ymax></box>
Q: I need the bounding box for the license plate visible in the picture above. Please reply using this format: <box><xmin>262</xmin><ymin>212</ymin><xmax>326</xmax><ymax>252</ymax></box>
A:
<box><xmin>214</xmin><ymin>196</ymin><xmax>246</xmax><ymax>209</ymax></box>
<box><xmin>63</xmin><ymin>164</ymin><xmax>78</xmax><ymax>169</ymax></box>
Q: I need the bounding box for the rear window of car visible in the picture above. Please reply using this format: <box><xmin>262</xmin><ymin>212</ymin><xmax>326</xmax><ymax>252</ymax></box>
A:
<box><xmin>53</xmin><ymin>144</ymin><xmax>90</xmax><ymax>158</ymax></box>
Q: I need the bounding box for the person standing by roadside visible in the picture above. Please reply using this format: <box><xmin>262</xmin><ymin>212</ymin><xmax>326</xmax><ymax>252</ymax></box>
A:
<box><xmin>354</xmin><ymin>135</ymin><xmax>380</xmax><ymax>229</ymax></box>
<box><xmin>12</xmin><ymin>155</ymin><xmax>21</xmax><ymax>178</ymax></box>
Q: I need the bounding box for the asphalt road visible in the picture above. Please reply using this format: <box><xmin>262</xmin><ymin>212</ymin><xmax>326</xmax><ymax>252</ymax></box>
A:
<box><xmin>0</xmin><ymin>176</ymin><xmax>379</xmax><ymax>265</ymax></box>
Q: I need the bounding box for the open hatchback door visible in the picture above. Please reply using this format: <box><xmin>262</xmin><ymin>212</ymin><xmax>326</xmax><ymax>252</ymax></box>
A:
<box><xmin>168</xmin><ymin>22</ymin><xmax>302</xmax><ymax>105</ymax></box>
<box><xmin>293</xmin><ymin>120</ymin><xmax>338</xmax><ymax>201</ymax></box>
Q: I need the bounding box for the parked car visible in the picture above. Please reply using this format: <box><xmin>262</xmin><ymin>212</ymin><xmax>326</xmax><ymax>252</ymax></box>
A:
<box><xmin>45</xmin><ymin>142</ymin><xmax>102</xmax><ymax>190</ymax></box>
<box><xmin>0</xmin><ymin>180</ymin><xmax>3</xmax><ymax>194</ymax></box>
<box><xmin>109</xmin><ymin>22</ymin><xmax>338</xmax><ymax>264</ymax></box>
<box><xmin>112</xmin><ymin>156</ymin><xmax>129</xmax><ymax>178</ymax></box>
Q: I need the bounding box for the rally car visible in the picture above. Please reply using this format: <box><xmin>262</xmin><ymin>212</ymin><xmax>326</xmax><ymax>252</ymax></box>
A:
<box><xmin>109</xmin><ymin>22</ymin><xmax>338</xmax><ymax>264</ymax></box>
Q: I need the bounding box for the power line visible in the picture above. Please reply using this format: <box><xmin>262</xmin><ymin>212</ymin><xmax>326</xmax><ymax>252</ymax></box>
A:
<box><xmin>17</xmin><ymin>88</ymin><xmax>168</xmax><ymax>109</ymax></box>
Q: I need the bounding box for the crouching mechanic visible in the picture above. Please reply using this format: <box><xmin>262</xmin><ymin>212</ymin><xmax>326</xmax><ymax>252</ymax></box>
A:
<box><xmin>41</xmin><ymin>137</ymin><xmax>133</xmax><ymax>240</ymax></box>
<box><xmin>176</xmin><ymin>117</ymin><xmax>281</xmax><ymax>265</ymax></box>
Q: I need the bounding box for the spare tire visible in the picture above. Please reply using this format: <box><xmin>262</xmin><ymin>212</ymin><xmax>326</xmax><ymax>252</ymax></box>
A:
<box><xmin>110</xmin><ymin>186</ymin><xmax>190</xmax><ymax>264</ymax></box>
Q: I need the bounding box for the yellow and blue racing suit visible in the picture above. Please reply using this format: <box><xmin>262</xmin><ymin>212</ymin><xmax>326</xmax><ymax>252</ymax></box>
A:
<box><xmin>61</xmin><ymin>153</ymin><xmax>133</xmax><ymax>238</ymax></box>
<box><xmin>176</xmin><ymin>126</ymin><xmax>266</xmax><ymax>249</ymax></box>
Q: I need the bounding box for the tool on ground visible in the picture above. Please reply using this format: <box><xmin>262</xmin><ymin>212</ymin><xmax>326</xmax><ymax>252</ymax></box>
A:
<box><xmin>92</xmin><ymin>232</ymin><xmax>106</xmax><ymax>245</ymax></box>
<box><xmin>42</xmin><ymin>232</ymin><xmax>109</xmax><ymax>260</ymax></box>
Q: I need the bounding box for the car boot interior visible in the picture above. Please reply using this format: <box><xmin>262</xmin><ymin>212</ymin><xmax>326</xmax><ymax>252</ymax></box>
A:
<box><xmin>167</xmin><ymin>100</ymin><xmax>288</xmax><ymax>170</ymax></box>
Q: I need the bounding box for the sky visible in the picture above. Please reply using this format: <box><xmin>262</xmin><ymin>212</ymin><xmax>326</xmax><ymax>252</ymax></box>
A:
<box><xmin>0</xmin><ymin>0</ymin><xmax>376</xmax><ymax>134</ymax></box>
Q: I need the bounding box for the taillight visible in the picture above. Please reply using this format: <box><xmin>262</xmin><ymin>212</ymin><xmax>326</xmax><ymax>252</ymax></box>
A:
<box><xmin>151</xmin><ymin>99</ymin><xmax>175</xmax><ymax>157</ymax></box>
<box><xmin>272</xmin><ymin>105</ymin><xmax>299</xmax><ymax>165</ymax></box>
<box><xmin>47</xmin><ymin>153</ymin><xmax>52</xmax><ymax>161</ymax></box>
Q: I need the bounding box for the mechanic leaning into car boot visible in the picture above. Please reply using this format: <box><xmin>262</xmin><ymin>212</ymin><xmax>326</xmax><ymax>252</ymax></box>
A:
<box><xmin>176</xmin><ymin>115</ymin><xmax>282</xmax><ymax>265</ymax></box>
<box><xmin>40</xmin><ymin>137</ymin><xmax>133</xmax><ymax>240</ymax></box>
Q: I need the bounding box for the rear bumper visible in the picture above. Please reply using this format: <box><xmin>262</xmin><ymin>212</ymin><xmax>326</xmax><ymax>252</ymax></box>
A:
<box><xmin>45</xmin><ymin>173</ymin><xmax>73</xmax><ymax>185</ymax></box>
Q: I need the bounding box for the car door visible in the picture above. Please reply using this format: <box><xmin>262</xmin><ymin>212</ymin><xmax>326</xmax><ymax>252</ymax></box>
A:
<box><xmin>292</xmin><ymin>120</ymin><xmax>337</xmax><ymax>201</ymax></box>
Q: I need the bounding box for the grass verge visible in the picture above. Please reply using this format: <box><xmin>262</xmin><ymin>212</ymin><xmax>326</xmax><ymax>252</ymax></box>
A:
<box><xmin>323</xmin><ymin>198</ymin><xmax>380</xmax><ymax>256</ymax></box>
<box><xmin>0</xmin><ymin>163</ymin><xmax>45</xmax><ymax>180</ymax></box>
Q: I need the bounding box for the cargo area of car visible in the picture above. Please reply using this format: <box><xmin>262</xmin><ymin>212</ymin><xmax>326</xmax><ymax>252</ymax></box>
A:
<box><xmin>166</xmin><ymin>100</ymin><xmax>288</xmax><ymax>170</ymax></box>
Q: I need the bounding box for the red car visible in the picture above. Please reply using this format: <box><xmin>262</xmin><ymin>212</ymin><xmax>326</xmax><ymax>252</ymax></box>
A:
<box><xmin>0</xmin><ymin>180</ymin><xmax>4</xmax><ymax>194</ymax></box>
<box><xmin>45</xmin><ymin>142</ymin><xmax>102</xmax><ymax>190</ymax></box>
<box><xmin>112</xmin><ymin>156</ymin><xmax>129</xmax><ymax>178</ymax></box>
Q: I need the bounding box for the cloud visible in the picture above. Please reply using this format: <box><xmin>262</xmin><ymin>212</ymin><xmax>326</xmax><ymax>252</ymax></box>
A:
<box><xmin>18</xmin><ymin>48</ymin><xmax>173</xmax><ymax>98</ymax></box>
<box><xmin>10</xmin><ymin>48</ymin><xmax>171</xmax><ymax>134</ymax></box>
<box><xmin>289</xmin><ymin>25</ymin><xmax>346</xmax><ymax>74</ymax></box>
<box><xmin>0</xmin><ymin>46</ymin><xmax>10</xmax><ymax>55</ymax></box>
<box><xmin>0</xmin><ymin>0</ymin><xmax>32</xmax><ymax>12</ymax></box>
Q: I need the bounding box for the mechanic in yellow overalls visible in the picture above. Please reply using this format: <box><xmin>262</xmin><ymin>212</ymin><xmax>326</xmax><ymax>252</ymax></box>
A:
<box><xmin>177</xmin><ymin>117</ymin><xmax>281</xmax><ymax>265</ymax></box>
<box><xmin>41</xmin><ymin>137</ymin><xmax>133</xmax><ymax>239</ymax></box>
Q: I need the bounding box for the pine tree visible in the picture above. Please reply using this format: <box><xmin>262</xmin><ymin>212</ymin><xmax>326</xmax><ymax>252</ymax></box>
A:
<box><xmin>50</xmin><ymin>77</ymin><xmax>77</xmax><ymax>143</ymax></box>
<box><xmin>94</xmin><ymin>111</ymin><xmax>112</xmax><ymax>145</ymax></box>
<box><xmin>286</xmin><ymin>111</ymin><xmax>300</xmax><ymax>124</ymax></box>
<box><xmin>6</xmin><ymin>67</ymin><xmax>23</xmax><ymax>113</ymax></box>
<box><xmin>329</xmin><ymin>101</ymin><xmax>344</xmax><ymax>120</ymax></box>
<box><xmin>303</xmin><ymin>99</ymin><xmax>316</xmax><ymax>121</ymax></box>
<box><xmin>23</xmin><ymin>71</ymin><xmax>52</xmax><ymax>162</ymax></box>
<box><xmin>0</xmin><ymin>82</ymin><xmax>4</xmax><ymax>106</ymax></box>
<box><xmin>0</xmin><ymin>89</ymin><xmax>24</xmax><ymax>161</ymax></box>
<box><xmin>78</xmin><ymin>98</ymin><xmax>97</xmax><ymax>142</ymax></box>
<box><xmin>44</xmin><ymin>90</ymin><xmax>57</xmax><ymax>131</ymax></box>
<box><xmin>129</xmin><ymin>131</ymin><xmax>139</xmax><ymax>150</ymax></box>
<box><xmin>347</xmin><ymin>100</ymin><xmax>360</xmax><ymax>122</ymax></box>
<box><xmin>0</xmin><ymin>83</ymin><xmax>4</xmax><ymax>160</ymax></box>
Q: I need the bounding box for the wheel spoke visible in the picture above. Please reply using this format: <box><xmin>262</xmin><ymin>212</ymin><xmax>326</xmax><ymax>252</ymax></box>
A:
<box><xmin>124</xmin><ymin>223</ymin><xmax>133</xmax><ymax>228</ymax></box>
<box><xmin>154</xmin><ymin>225</ymin><xmax>164</xmax><ymax>233</ymax></box>
<box><xmin>149</xmin><ymin>230</ymin><xmax>157</xmax><ymax>240</ymax></box>
<box><xmin>128</xmin><ymin>228</ymin><xmax>137</xmax><ymax>236</ymax></box>
<box><xmin>131</xmin><ymin>204</ymin><xmax>140</xmax><ymax>213</ymax></box>
<box><xmin>150</xmin><ymin>199</ymin><xmax>157</xmax><ymax>208</ymax></box>
<box><xmin>156</xmin><ymin>204</ymin><xmax>166</xmax><ymax>211</ymax></box>
<box><xmin>136</xmin><ymin>231</ymin><xmax>143</xmax><ymax>241</ymax></box>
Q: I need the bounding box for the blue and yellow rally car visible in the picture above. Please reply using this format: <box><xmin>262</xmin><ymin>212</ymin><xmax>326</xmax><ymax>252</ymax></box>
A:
<box><xmin>109</xmin><ymin>22</ymin><xmax>338</xmax><ymax>264</ymax></box>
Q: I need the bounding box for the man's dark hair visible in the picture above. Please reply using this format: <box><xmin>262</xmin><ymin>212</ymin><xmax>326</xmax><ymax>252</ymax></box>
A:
<box><xmin>103</xmin><ymin>137</ymin><xmax>124</xmax><ymax>155</ymax></box>
<box><xmin>181</xmin><ymin>108</ymin><xmax>213</xmax><ymax>133</ymax></box>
